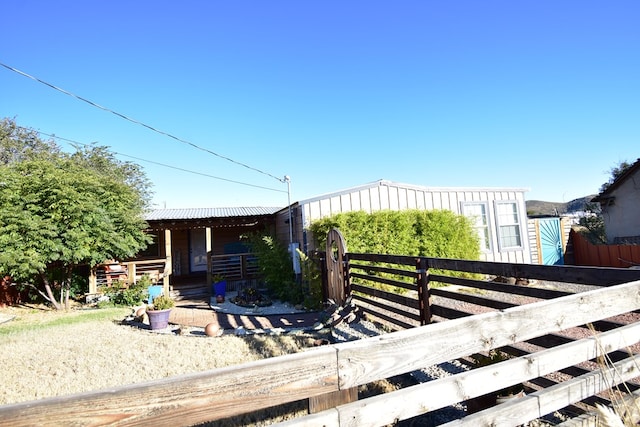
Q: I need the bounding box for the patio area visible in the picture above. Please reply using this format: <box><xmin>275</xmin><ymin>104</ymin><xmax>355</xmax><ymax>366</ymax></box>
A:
<box><xmin>169</xmin><ymin>296</ymin><xmax>321</xmax><ymax>331</ymax></box>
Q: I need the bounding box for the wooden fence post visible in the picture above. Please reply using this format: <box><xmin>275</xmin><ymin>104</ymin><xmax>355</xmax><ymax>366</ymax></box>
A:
<box><xmin>88</xmin><ymin>268</ymin><xmax>98</xmax><ymax>294</ymax></box>
<box><xmin>343</xmin><ymin>252</ymin><xmax>351</xmax><ymax>299</ymax></box>
<box><xmin>416</xmin><ymin>257</ymin><xmax>431</xmax><ymax>325</ymax></box>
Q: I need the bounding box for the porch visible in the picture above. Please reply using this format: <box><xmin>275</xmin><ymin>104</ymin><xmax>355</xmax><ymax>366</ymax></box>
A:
<box><xmin>88</xmin><ymin>207</ymin><xmax>279</xmax><ymax>299</ymax></box>
<box><xmin>89</xmin><ymin>252</ymin><xmax>261</xmax><ymax>301</ymax></box>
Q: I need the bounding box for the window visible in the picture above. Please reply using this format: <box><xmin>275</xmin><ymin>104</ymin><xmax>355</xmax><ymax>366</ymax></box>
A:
<box><xmin>462</xmin><ymin>202</ymin><xmax>491</xmax><ymax>251</ymax></box>
<box><xmin>495</xmin><ymin>201</ymin><xmax>522</xmax><ymax>249</ymax></box>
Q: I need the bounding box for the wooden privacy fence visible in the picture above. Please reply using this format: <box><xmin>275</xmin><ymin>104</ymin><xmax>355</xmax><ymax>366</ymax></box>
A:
<box><xmin>571</xmin><ymin>228</ymin><xmax>640</xmax><ymax>268</ymax></box>
<box><xmin>1</xmin><ymin>279</ymin><xmax>640</xmax><ymax>426</ymax></box>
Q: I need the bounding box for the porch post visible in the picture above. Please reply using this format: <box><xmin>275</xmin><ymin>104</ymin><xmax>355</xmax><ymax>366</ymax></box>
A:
<box><xmin>89</xmin><ymin>268</ymin><xmax>98</xmax><ymax>294</ymax></box>
<box><xmin>163</xmin><ymin>229</ymin><xmax>172</xmax><ymax>296</ymax></box>
<box><xmin>205</xmin><ymin>227</ymin><xmax>212</xmax><ymax>290</ymax></box>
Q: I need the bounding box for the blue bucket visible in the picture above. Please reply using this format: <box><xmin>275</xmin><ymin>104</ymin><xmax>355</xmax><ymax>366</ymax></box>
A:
<box><xmin>212</xmin><ymin>280</ymin><xmax>227</xmax><ymax>297</ymax></box>
<box><xmin>148</xmin><ymin>285</ymin><xmax>163</xmax><ymax>304</ymax></box>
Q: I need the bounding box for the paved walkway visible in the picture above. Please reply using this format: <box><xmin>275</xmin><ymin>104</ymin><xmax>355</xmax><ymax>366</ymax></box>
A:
<box><xmin>169</xmin><ymin>298</ymin><xmax>322</xmax><ymax>331</ymax></box>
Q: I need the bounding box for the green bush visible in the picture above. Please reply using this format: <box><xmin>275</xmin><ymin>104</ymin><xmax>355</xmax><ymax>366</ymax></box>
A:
<box><xmin>100</xmin><ymin>274</ymin><xmax>151</xmax><ymax>307</ymax></box>
<box><xmin>309</xmin><ymin>209</ymin><xmax>480</xmax><ymax>260</ymax></box>
<box><xmin>243</xmin><ymin>233</ymin><xmax>299</xmax><ymax>304</ymax></box>
<box><xmin>309</xmin><ymin>209</ymin><xmax>481</xmax><ymax>290</ymax></box>
<box><xmin>297</xmin><ymin>249</ymin><xmax>323</xmax><ymax>310</ymax></box>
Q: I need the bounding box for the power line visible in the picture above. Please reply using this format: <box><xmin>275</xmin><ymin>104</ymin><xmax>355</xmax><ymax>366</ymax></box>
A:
<box><xmin>32</xmin><ymin>129</ymin><xmax>287</xmax><ymax>194</ymax></box>
<box><xmin>0</xmin><ymin>61</ymin><xmax>286</xmax><ymax>183</ymax></box>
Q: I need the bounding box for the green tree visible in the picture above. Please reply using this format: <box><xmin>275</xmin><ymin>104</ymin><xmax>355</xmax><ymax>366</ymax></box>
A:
<box><xmin>0</xmin><ymin>119</ymin><xmax>152</xmax><ymax>309</ymax></box>
<box><xmin>578</xmin><ymin>202</ymin><xmax>606</xmax><ymax>244</ymax></box>
<box><xmin>0</xmin><ymin>117</ymin><xmax>59</xmax><ymax>164</ymax></box>
<box><xmin>600</xmin><ymin>160</ymin><xmax>633</xmax><ymax>193</ymax></box>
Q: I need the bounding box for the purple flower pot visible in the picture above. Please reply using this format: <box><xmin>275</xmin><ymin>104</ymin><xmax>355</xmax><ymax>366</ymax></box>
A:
<box><xmin>147</xmin><ymin>308</ymin><xmax>171</xmax><ymax>330</ymax></box>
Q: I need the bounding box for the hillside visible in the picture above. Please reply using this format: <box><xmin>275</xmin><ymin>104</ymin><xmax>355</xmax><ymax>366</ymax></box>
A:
<box><xmin>525</xmin><ymin>195</ymin><xmax>598</xmax><ymax>216</ymax></box>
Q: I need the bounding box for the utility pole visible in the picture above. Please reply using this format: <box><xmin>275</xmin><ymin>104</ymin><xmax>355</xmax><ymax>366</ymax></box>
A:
<box><xmin>284</xmin><ymin>175</ymin><xmax>300</xmax><ymax>277</ymax></box>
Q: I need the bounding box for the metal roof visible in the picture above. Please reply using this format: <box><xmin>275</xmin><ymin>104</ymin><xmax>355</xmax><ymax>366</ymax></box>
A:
<box><xmin>297</xmin><ymin>179</ymin><xmax>530</xmax><ymax>205</ymax></box>
<box><xmin>144</xmin><ymin>207</ymin><xmax>282</xmax><ymax>221</ymax></box>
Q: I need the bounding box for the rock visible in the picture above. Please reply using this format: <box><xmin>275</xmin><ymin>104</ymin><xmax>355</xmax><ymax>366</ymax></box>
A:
<box><xmin>204</xmin><ymin>323</ymin><xmax>221</xmax><ymax>337</ymax></box>
<box><xmin>135</xmin><ymin>307</ymin><xmax>146</xmax><ymax>319</ymax></box>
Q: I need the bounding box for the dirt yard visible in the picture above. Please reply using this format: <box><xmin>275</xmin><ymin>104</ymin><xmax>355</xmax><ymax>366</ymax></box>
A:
<box><xmin>0</xmin><ymin>304</ymin><xmax>327</xmax><ymax>407</ymax></box>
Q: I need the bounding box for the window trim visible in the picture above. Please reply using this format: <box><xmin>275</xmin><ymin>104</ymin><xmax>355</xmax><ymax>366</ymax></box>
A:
<box><xmin>461</xmin><ymin>201</ymin><xmax>493</xmax><ymax>253</ymax></box>
<box><xmin>494</xmin><ymin>200</ymin><xmax>524</xmax><ymax>252</ymax></box>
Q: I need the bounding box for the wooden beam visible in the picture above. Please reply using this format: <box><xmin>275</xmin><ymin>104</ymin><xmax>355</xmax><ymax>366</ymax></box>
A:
<box><xmin>205</xmin><ymin>227</ymin><xmax>212</xmax><ymax>290</ymax></box>
<box><xmin>163</xmin><ymin>229</ymin><xmax>171</xmax><ymax>295</ymax></box>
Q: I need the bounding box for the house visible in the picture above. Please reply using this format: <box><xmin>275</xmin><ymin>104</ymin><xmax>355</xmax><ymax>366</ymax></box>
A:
<box><xmin>89</xmin><ymin>207</ymin><xmax>280</xmax><ymax>297</ymax></box>
<box><xmin>94</xmin><ymin>180</ymin><xmax>533</xmax><ymax>297</ymax></box>
<box><xmin>274</xmin><ymin>180</ymin><xmax>532</xmax><ymax>264</ymax></box>
<box><xmin>592</xmin><ymin>158</ymin><xmax>640</xmax><ymax>244</ymax></box>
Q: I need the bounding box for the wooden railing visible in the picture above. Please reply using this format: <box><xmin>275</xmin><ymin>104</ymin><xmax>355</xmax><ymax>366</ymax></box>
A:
<box><xmin>1</xmin><ymin>277</ymin><xmax>640</xmax><ymax>426</ymax></box>
<box><xmin>209</xmin><ymin>252</ymin><xmax>260</xmax><ymax>291</ymax></box>
<box><xmin>88</xmin><ymin>258</ymin><xmax>170</xmax><ymax>295</ymax></box>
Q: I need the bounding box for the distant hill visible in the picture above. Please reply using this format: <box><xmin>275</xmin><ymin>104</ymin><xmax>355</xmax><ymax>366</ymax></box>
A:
<box><xmin>526</xmin><ymin>195</ymin><xmax>598</xmax><ymax>216</ymax></box>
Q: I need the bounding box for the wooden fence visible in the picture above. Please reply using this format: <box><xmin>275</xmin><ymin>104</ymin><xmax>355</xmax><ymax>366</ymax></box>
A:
<box><xmin>3</xmin><ymin>245</ymin><xmax>640</xmax><ymax>425</ymax></box>
<box><xmin>571</xmin><ymin>228</ymin><xmax>640</xmax><ymax>268</ymax></box>
<box><xmin>1</xmin><ymin>277</ymin><xmax>640</xmax><ymax>426</ymax></box>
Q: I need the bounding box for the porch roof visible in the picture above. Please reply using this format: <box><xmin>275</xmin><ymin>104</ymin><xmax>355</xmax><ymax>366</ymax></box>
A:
<box><xmin>145</xmin><ymin>207</ymin><xmax>282</xmax><ymax>221</ymax></box>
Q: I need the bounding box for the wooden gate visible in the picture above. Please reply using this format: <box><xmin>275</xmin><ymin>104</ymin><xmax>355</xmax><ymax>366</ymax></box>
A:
<box><xmin>325</xmin><ymin>228</ymin><xmax>348</xmax><ymax>306</ymax></box>
<box><xmin>538</xmin><ymin>217</ymin><xmax>564</xmax><ymax>265</ymax></box>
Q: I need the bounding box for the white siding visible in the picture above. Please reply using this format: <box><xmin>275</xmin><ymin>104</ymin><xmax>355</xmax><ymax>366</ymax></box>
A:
<box><xmin>297</xmin><ymin>180</ymin><xmax>531</xmax><ymax>263</ymax></box>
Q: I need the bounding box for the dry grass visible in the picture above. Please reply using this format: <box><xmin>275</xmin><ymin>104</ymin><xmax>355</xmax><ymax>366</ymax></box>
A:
<box><xmin>0</xmin><ymin>304</ymin><xmax>325</xmax><ymax>407</ymax></box>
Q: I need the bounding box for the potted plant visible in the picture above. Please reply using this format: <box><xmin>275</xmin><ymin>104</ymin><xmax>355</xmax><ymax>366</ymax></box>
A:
<box><xmin>211</xmin><ymin>274</ymin><xmax>227</xmax><ymax>301</ymax></box>
<box><xmin>146</xmin><ymin>293</ymin><xmax>175</xmax><ymax>330</ymax></box>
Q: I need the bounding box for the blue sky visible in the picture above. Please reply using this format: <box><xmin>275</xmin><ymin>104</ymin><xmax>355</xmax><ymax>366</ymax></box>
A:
<box><xmin>1</xmin><ymin>1</ymin><xmax>638</xmax><ymax>209</ymax></box>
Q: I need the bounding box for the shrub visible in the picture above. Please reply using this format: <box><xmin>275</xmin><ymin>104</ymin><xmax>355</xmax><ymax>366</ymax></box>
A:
<box><xmin>309</xmin><ymin>209</ymin><xmax>482</xmax><ymax>291</ymax></box>
<box><xmin>100</xmin><ymin>275</ymin><xmax>150</xmax><ymax>307</ymax></box>
<box><xmin>309</xmin><ymin>209</ymin><xmax>480</xmax><ymax>260</ymax></box>
<box><xmin>297</xmin><ymin>249</ymin><xmax>323</xmax><ymax>310</ymax></box>
<box><xmin>243</xmin><ymin>233</ymin><xmax>299</xmax><ymax>304</ymax></box>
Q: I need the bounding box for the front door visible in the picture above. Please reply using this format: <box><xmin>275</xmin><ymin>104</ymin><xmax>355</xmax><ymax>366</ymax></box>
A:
<box><xmin>189</xmin><ymin>229</ymin><xmax>208</xmax><ymax>273</ymax></box>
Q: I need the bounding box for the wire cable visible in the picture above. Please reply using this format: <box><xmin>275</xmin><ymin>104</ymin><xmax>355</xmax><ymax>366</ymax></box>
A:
<box><xmin>0</xmin><ymin>61</ymin><xmax>287</xmax><ymax>183</ymax></box>
<box><xmin>32</xmin><ymin>129</ymin><xmax>287</xmax><ymax>193</ymax></box>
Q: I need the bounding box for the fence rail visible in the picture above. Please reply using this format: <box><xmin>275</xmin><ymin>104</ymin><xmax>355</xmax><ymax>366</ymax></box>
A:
<box><xmin>2</xmin><ymin>277</ymin><xmax>640</xmax><ymax>426</ymax></box>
